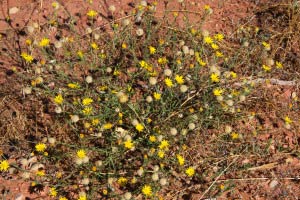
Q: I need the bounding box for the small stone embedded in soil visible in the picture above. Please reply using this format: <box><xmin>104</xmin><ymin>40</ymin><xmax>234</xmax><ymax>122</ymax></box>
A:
<box><xmin>15</xmin><ymin>193</ymin><xmax>24</xmax><ymax>200</ymax></box>
<box><xmin>9</xmin><ymin>7</ymin><xmax>20</xmax><ymax>14</ymax></box>
<box><xmin>269</xmin><ymin>180</ymin><xmax>279</xmax><ymax>189</ymax></box>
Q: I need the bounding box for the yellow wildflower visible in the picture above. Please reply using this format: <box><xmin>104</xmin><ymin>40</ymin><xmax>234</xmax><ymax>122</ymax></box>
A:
<box><xmin>124</xmin><ymin>139</ymin><xmax>134</xmax><ymax>149</ymax></box>
<box><xmin>204</xmin><ymin>5</ymin><xmax>211</xmax><ymax>10</ymax></box>
<box><xmin>158</xmin><ymin>151</ymin><xmax>164</xmax><ymax>158</ymax></box>
<box><xmin>82</xmin><ymin>107</ymin><xmax>93</xmax><ymax>115</ymax></box>
<box><xmin>230</xmin><ymin>71</ymin><xmax>237</xmax><ymax>78</ymax></box>
<box><xmin>211</xmin><ymin>43</ymin><xmax>219</xmax><ymax>50</ymax></box>
<box><xmin>68</xmin><ymin>83</ymin><xmax>80</xmax><ymax>89</ymax></box>
<box><xmin>117</xmin><ymin>177</ymin><xmax>128</xmax><ymax>186</ymax></box>
<box><xmin>91</xmin><ymin>118</ymin><xmax>99</xmax><ymax>126</ymax></box>
<box><xmin>275</xmin><ymin>61</ymin><xmax>283</xmax><ymax>69</ymax></box>
<box><xmin>78</xmin><ymin>194</ymin><xmax>87</xmax><ymax>200</ymax></box>
<box><xmin>149</xmin><ymin>46</ymin><xmax>156</xmax><ymax>54</ymax></box>
<box><xmin>175</xmin><ymin>75</ymin><xmax>184</xmax><ymax>85</ymax></box>
<box><xmin>21</xmin><ymin>52</ymin><xmax>34</xmax><ymax>63</ymax></box>
<box><xmin>103</xmin><ymin>123</ymin><xmax>113</xmax><ymax>130</ymax></box>
<box><xmin>77</xmin><ymin>51</ymin><xmax>84</xmax><ymax>59</ymax></box>
<box><xmin>262</xmin><ymin>41</ymin><xmax>270</xmax><ymax>50</ymax></box>
<box><xmin>54</xmin><ymin>94</ymin><xmax>63</xmax><ymax>105</ymax></box>
<box><xmin>142</xmin><ymin>185</ymin><xmax>152</xmax><ymax>197</ymax></box>
<box><xmin>231</xmin><ymin>132</ymin><xmax>239</xmax><ymax>139</ymax></box>
<box><xmin>204</xmin><ymin>36</ymin><xmax>213</xmax><ymax>44</ymax></box>
<box><xmin>153</xmin><ymin>92</ymin><xmax>161</xmax><ymax>100</ymax></box>
<box><xmin>77</xmin><ymin>149</ymin><xmax>86</xmax><ymax>159</ymax></box>
<box><xmin>149</xmin><ymin>135</ymin><xmax>156</xmax><ymax>142</ymax></box>
<box><xmin>49</xmin><ymin>187</ymin><xmax>57</xmax><ymax>197</ymax></box>
<box><xmin>0</xmin><ymin>160</ymin><xmax>9</xmax><ymax>172</ymax></box>
<box><xmin>87</xmin><ymin>10</ymin><xmax>97</xmax><ymax>18</ymax></box>
<box><xmin>39</xmin><ymin>38</ymin><xmax>50</xmax><ymax>47</ymax></box>
<box><xmin>36</xmin><ymin>169</ymin><xmax>45</xmax><ymax>176</ymax></box>
<box><xmin>185</xmin><ymin>167</ymin><xmax>195</xmax><ymax>177</ymax></box>
<box><xmin>210</xmin><ymin>73</ymin><xmax>220</xmax><ymax>83</ymax></box>
<box><xmin>262</xmin><ymin>64</ymin><xmax>271</xmax><ymax>72</ymax></box>
<box><xmin>159</xmin><ymin>140</ymin><xmax>169</xmax><ymax>150</ymax></box>
<box><xmin>135</xmin><ymin>123</ymin><xmax>144</xmax><ymax>132</ymax></box>
<box><xmin>215</xmin><ymin>51</ymin><xmax>223</xmax><ymax>57</ymax></box>
<box><xmin>35</xmin><ymin>143</ymin><xmax>46</xmax><ymax>152</ymax></box>
<box><xmin>91</xmin><ymin>42</ymin><xmax>99</xmax><ymax>50</ymax></box>
<box><xmin>82</xmin><ymin>97</ymin><xmax>93</xmax><ymax>106</ymax></box>
<box><xmin>165</xmin><ymin>78</ymin><xmax>173</xmax><ymax>87</ymax></box>
<box><xmin>176</xmin><ymin>154</ymin><xmax>185</xmax><ymax>166</ymax></box>
<box><xmin>158</xmin><ymin>57</ymin><xmax>168</xmax><ymax>65</ymax></box>
<box><xmin>213</xmin><ymin>88</ymin><xmax>223</xmax><ymax>96</ymax></box>
<box><xmin>214</xmin><ymin>33</ymin><xmax>224</xmax><ymax>41</ymax></box>
<box><xmin>284</xmin><ymin>116</ymin><xmax>292</xmax><ymax>124</ymax></box>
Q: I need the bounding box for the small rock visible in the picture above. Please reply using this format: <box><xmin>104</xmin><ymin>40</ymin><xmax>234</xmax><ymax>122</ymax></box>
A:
<box><xmin>269</xmin><ymin>180</ymin><xmax>278</xmax><ymax>189</ymax></box>
<box><xmin>15</xmin><ymin>194</ymin><xmax>24</xmax><ymax>200</ymax></box>
<box><xmin>9</xmin><ymin>7</ymin><xmax>19</xmax><ymax>14</ymax></box>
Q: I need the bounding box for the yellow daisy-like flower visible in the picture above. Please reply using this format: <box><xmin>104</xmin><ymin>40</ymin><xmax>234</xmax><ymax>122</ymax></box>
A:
<box><xmin>21</xmin><ymin>52</ymin><xmax>34</xmax><ymax>63</ymax></box>
<box><xmin>142</xmin><ymin>185</ymin><xmax>152</xmax><ymax>197</ymax></box>
<box><xmin>124</xmin><ymin>139</ymin><xmax>134</xmax><ymax>149</ymax></box>
<box><xmin>204</xmin><ymin>36</ymin><xmax>213</xmax><ymax>44</ymax></box>
<box><xmin>275</xmin><ymin>61</ymin><xmax>283</xmax><ymax>69</ymax></box>
<box><xmin>0</xmin><ymin>160</ymin><xmax>9</xmax><ymax>172</ymax></box>
<box><xmin>185</xmin><ymin>167</ymin><xmax>195</xmax><ymax>177</ymax></box>
<box><xmin>213</xmin><ymin>88</ymin><xmax>224</xmax><ymax>96</ymax></box>
<box><xmin>175</xmin><ymin>75</ymin><xmax>184</xmax><ymax>85</ymax></box>
<box><xmin>68</xmin><ymin>83</ymin><xmax>80</xmax><ymax>89</ymax></box>
<box><xmin>214</xmin><ymin>33</ymin><xmax>224</xmax><ymax>41</ymax></box>
<box><xmin>139</xmin><ymin>60</ymin><xmax>147</xmax><ymax>68</ymax></box>
<box><xmin>230</xmin><ymin>71</ymin><xmax>237</xmax><ymax>78</ymax></box>
<box><xmin>91</xmin><ymin>118</ymin><xmax>99</xmax><ymax>126</ymax></box>
<box><xmin>149</xmin><ymin>135</ymin><xmax>156</xmax><ymax>142</ymax></box>
<box><xmin>176</xmin><ymin>154</ymin><xmax>185</xmax><ymax>166</ymax></box>
<box><xmin>211</xmin><ymin>43</ymin><xmax>219</xmax><ymax>50</ymax></box>
<box><xmin>164</xmin><ymin>78</ymin><xmax>173</xmax><ymax>88</ymax></box>
<box><xmin>82</xmin><ymin>106</ymin><xmax>93</xmax><ymax>115</ymax></box>
<box><xmin>231</xmin><ymin>132</ymin><xmax>239</xmax><ymax>139</ymax></box>
<box><xmin>149</xmin><ymin>46</ymin><xmax>156</xmax><ymax>54</ymax></box>
<box><xmin>153</xmin><ymin>92</ymin><xmax>161</xmax><ymax>100</ymax></box>
<box><xmin>36</xmin><ymin>169</ymin><xmax>45</xmax><ymax>176</ymax></box>
<box><xmin>159</xmin><ymin>140</ymin><xmax>169</xmax><ymax>150</ymax></box>
<box><xmin>117</xmin><ymin>177</ymin><xmax>128</xmax><ymax>186</ymax></box>
<box><xmin>284</xmin><ymin>116</ymin><xmax>292</xmax><ymax>124</ymax></box>
<box><xmin>157</xmin><ymin>150</ymin><xmax>165</xmax><ymax>158</ymax></box>
<box><xmin>158</xmin><ymin>57</ymin><xmax>168</xmax><ymax>65</ymax></box>
<box><xmin>78</xmin><ymin>194</ymin><xmax>87</xmax><ymax>200</ymax></box>
<box><xmin>54</xmin><ymin>94</ymin><xmax>64</xmax><ymax>105</ymax></box>
<box><xmin>82</xmin><ymin>97</ymin><xmax>93</xmax><ymax>106</ymax></box>
<box><xmin>77</xmin><ymin>51</ymin><xmax>84</xmax><ymax>59</ymax></box>
<box><xmin>262</xmin><ymin>64</ymin><xmax>271</xmax><ymax>72</ymax></box>
<box><xmin>262</xmin><ymin>41</ymin><xmax>270</xmax><ymax>50</ymax></box>
<box><xmin>59</xmin><ymin>197</ymin><xmax>68</xmax><ymax>200</ymax></box>
<box><xmin>87</xmin><ymin>10</ymin><xmax>97</xmax><ymax>18</ymax></box>
<box><xmin>135</xmin><ymin>123</ymin><xmax>144</xmax><ymax>132</ymax></box>
<box><xmin>90</xmin><ymin>42</ymin><xmax>99</xmax><ymax>50</ymax></box>
<box><xmin>39</xmin><ymin>38</ymin><xmax>50</xmax><ymax>47</ymax></box>
<box><xmin>77</xmin><ymin>149</ymin><xmax>86</xmax><ymax>159</ymax></box>
<box><xmin>49</xmin><ymin>187</ymin><xmax>57</xmax><ymax>197</ymax></box>
<box><xmin>204</xmin><ymin>5</ymin><xmax>211</xmax><ymax>10</ymax></box>
<box><xmin>103</xmin><ymin>123</ymin><xmax>113</xmax><ymax>130</ymax></box>
<box><xmin>35</xmin><ymin>143</ymin><xmax>47</xmax><ymax>152</ymax></box>
<box><xmin>210</xmin><ymin>73</ymin><xmax>220</xmax><ymax>83</ymax></box>
<box><xmin>215</xmin><ymin>51</ymin><xmax>223</xmax><ymax>57</ymax></box>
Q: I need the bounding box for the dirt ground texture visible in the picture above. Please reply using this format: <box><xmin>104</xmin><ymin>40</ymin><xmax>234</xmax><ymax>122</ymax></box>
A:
<box><xmin>1</xmin><ymin>0</ymin><xmax>300</xmax><ymax>199</ymax></box>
